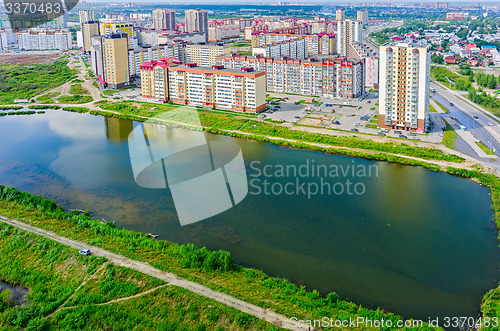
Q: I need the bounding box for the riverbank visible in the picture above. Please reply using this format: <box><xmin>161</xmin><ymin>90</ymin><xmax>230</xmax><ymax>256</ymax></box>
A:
<box><xmin>0</xmin><ymin>185</ymin><xmax>434</xmax><ymax>330</ymax></box>
<box><xmin>0</xmin><ymin>215</ymin><xmax>279</xmax><ymax>330</ymax></box>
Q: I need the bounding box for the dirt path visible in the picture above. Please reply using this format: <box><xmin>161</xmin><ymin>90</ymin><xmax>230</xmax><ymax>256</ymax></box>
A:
<box><xmin>50</xmin><ymin>262</ymin><xmax>108</xmax><ymax>317</ymax></box>
<box><xmin>0</xmin><ymin>215</ymin><xmax>305</xmax><ymax>331</ymax></box>
<box><xmin>60</xmin><ymin>284</ymin><xmax>169</xmax><ymax>310</ymax></box>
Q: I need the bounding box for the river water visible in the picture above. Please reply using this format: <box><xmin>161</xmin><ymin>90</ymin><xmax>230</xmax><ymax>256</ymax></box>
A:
<box><xmin>0</xmin><ymin>110</ymin><xmax>499</xmax><ymax>322</ymax></box>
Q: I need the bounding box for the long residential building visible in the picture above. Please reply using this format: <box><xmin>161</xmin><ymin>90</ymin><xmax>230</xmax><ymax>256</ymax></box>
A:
<box><xmin>17</xmin><ymin>28</ymin><xmax>72</xmax><ymax>50</ymax></box>
<box><xmin>378</xmin><ymin>41</ymin><xmax>431</xmax><ymax>132</ymax></box>
<box><xmin>91</xmin><ymin>33</ymin><xmax>130</xmax><ymax>89</ymax></box>
<box><xmin>208</xmin><ymin>24</ymin><xmax>240</xmax><ymax>42</ymax></box>
<box><xmin>252</xmin><ymin>38</ymin><xmax>307</xmax><ymax>59</ymax></box>
<box><xmin>140</xmin><ymin>30</ymin><xmax>206</xmax><ymax>46</ymax></box>
<box><xmin>217</xmin><ymin>55</ymin><xmax>365</xmax><ymax>99</ymax></box>
<box><xmin>128</xmin><ymin>41</ymin><xmax>186</xmax><ymax>77</ymax></box>
<box><xmin>251</xmin><ymin>32</ymin><xmax>336</xmax><ymax>56</ymax></box>
<box><xmin>185</xmin><ymin>43</ymin><xmax>231</xmax><ymax>66</ymax></box>
<box><xmin>140</xmin><ymin>59</ymin><xmax>266</xmax><ymax>112</ymax></box>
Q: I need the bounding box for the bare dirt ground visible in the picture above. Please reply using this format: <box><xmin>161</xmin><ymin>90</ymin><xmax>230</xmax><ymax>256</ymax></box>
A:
<box><xmin>0</xmin><ymin>53</ymin><xmax>61</xmax><ymax>65</ymax></box>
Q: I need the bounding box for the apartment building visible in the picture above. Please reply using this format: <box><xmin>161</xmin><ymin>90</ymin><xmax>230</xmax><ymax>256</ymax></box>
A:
<box><xmin>79</xmin><ymin>10</ymin><xmax>95</xmax><ymax>24</ymax></box>
<box><xmin>251</xmin><ymin>32</ymin><xmax>335</xmax><ymax>55</ymax></box>
<box><xmin>446</xmin><ymin>12</ymin><xmax>469</xmax><ymax>19</ymax></box>
<box><xmin>168</xmin><ymin>64</ymin><xmax>265</xmax><ymax>112</ymax></box>
<box><xmin>91</xmin><ymin>33</ymin><xmax>130</xmax><ymax>89</ymax></box>
<box><xmin>82</xmin><ymin>21</ymin><xmax>100</xmax><ymax>52</ymax></box>
<box><xmin>349</xmin><ymin>41</ymin><xmax>379</xmax><ymax>88</ymax></box>
<box><xmin>100</xmin><ymin>21</ymin><xmax>135</xmax><ymax>48</ymax></box>
<box><xmin>152</xmin><ymin>9</ymin><xmax>176</xmax><ymax>31</ymax></box>
<box><xmin>252</xmin><ymin>38</ymin><xmax>307</xmax><ymax>59</ymax></box>
<box><xmin>217</xmin><ymin>55</ymin><xmax>365</xmax><ymax>99</ymax></box>
<box><xmin>185</xmin><ymin>44</ymin><xmax>231</xmax><ymax>67</ymax></box>
<box><xmin>378</xmin><ymin>41</ymin><xmax>431</xmax><ymax>132</ymax></box>
<box><xmin>336</xmin><ymin>9</ymin><xmax>345</xmax><ymax>21</ymax></box>
<box><xmin>140</xmin><ymin>30</ymin><xmax>206</xmax><ymax>46</ymax></box>
<box><xmin>337</xmin><ymin>20</ymin><xmax>363</xmax><ymax>57</ymax></box>
<box><xmin>185</xmin><ymin>9</ymin><xmax>209</xmax><ymax>36</ymax></box>
<box><xmin>140</xmin><ymin>59</ymin><xmax>266</xmax><ymax>112</ymax></box>
<box><xmin>208</xmin><ymin>24</ymin><xmax>240</xmax><ymax>42</ymax></box>
<box><xmin>0</xmin><ymin>29</ymin><xmax>15</xmax><ymax>50</ymax></box>
<box><xmin>129</xmin><ymin>41</ymin><xmax>186</xmax><ymax>77</ymax></box>
<box><xmin>140</xmin><ymin>58</ymin><xmax>182</xmax><ymax>102</ymax></box>
<box><xmin>357</xmin><ymin>10</ymin><xmax>369</xmax><ymax>25</ymax></box>
<box><xmin>17</xmin><ymin>29</ymin><xmax>72</xmax><ymax>50</ymax></box>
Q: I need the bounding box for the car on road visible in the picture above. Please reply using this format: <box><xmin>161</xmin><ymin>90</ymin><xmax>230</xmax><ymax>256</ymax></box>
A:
<box><xmin>367</xmin><ymin>100</ymin><xmax>371</xmax><ymax>104</ymax></box>
<box><xmin>294</xmin><ymin>116</ymin><xmax>301</xmax><ymax>119</ymax></box>
<box><xmin>294</xmin><ymin>101</ymin><xmax>300</xmax><ymax>105</ymax></box>
<box><xmin>333</xmin><ymin>120</ymin><xmax>340</xmax><ymax>125</ymax></box>
<box><xmin>79</xmin><ymin>249</ymin><xmax>91</xmax><ymax>256</ymax></box>
<box><xmin>450</xmin><ymin>103</ymin><xmax>454</xmax><ymax>107</ymax></box>
<box><xmin>351</xmin><ymin>128</ymin><xmax>359</xmax><ymax>132</ymax></box>
<box><xmin>257</xmin><ymin>114</ymin><xmax>266</xmax><ymax>119</ymax></box>
<box><xmin>489</xmin><ymin>122</ymin><xmax>495</xmax><ymax>126</ymax></box>
<box><xmin>394</xmin><ymin>130</ymin><xmax>402</xmax><ymax>134</ymax></box>
<box><xmin>408</xmin><ymin>132</ymin><xmax>416</xmax><ymax>136</ymax></box>
<box><xmin>473</xmin><ymin>116</ymin><xmax>479</xmax><ymax>119</ymax></box>
<box><xmin>325</xmin><ymin>104</ymin><xmax>331</xmax><ymax>107</ymax></box>
<box><xmin>399</xmin><ymin>134</ymin><xmax>407</xmax><ymax>139</ymax></box>
<box><xmin>377</xmin><ymin>132</ymin><xmax>386</xmax><ymax>136</ymax></box>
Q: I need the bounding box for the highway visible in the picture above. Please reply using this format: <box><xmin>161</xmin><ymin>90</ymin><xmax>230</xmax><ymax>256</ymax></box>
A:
<box><xmin>431</xmin><ymin>81</ymin><xmax>500</xmax><ymax>157</ymax></box>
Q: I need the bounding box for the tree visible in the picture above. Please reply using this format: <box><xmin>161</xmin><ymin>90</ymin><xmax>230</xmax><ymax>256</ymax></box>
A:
<box><xmin>431</xmin><ymin>53</ymin><xmax>444</xmax><ymax>64</ymax></box>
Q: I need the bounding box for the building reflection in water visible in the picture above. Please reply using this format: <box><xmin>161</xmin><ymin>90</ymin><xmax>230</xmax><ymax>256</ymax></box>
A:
<box><xmin>104</xmin><ymin>117</ymin><xmax>134</xmax><ymax>143</ymax></box>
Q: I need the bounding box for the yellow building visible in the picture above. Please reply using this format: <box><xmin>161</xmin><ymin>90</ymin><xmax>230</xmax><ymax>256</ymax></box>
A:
<box><xmin>82</xmin><ymin>21</ymin><xmax>99</xmax><ymax>52</ymax></box>
<box><xmin>92</xmin><ymin>33</ymin><xmax>130</xmax><ymax>89</ymax></box>
<box><xmin>100</xmin><ymin>22</ymin><xmax>134</xmax><ymax>47</ymax></box>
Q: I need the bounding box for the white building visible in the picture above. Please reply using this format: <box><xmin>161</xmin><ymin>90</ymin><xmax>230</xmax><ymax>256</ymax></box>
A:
<box><xmin>252</xmin><ymin>38</ymin><xmax>307</xmax><ymax>59</ymax></box>
<box><xmin>379</xmin><ymin>41</ymin><xmax>431</xmax><ymax>132</ymax></box>
<box><xmin>17</xmin><ymin>29</ymin><xmax>72</xmax><ymax>50</ymax></box>
<box><xmin>337</xmin><ymin>20</ymin><xmax>363</xmax><ymax>56</ymax></box>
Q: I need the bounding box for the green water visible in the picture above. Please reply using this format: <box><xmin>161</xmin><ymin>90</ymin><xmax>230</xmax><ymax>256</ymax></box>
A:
<box><xmin>0</xmin><ymin>110</ymin><xmax>499</xmax><ymax>323</ymax></box>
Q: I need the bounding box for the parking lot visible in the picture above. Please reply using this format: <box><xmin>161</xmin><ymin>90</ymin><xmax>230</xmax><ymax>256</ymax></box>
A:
<box><xmin>263</xmin><ymin>92</ymin><xmax>444</xmax><ymax>143</ymax></box>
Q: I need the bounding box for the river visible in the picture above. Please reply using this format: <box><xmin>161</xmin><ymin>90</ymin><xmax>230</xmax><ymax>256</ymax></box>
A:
<box><xmin>0</xmin><ymin>110</ymin><xmax>499</xmax><ymax>322</ymax></box>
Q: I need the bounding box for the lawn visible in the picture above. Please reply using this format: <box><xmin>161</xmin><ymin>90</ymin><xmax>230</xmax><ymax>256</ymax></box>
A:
<box><xmin>365</xmin><ymin>123</ymin><xmax>378</xmax><ymax>129</ymax></box>
<box><xmin>433</xmin><ymin>101</ymin><xmax>449</xmax><ymax>114</ymax></box>
<box><xmin>69</xmin><ymin>83</ymin><xmax>90</xmax><ymax>95</ymax></box>
<box><xmin>441</xmin><ymin>118</ymin><xmax>457</xmax><ymax>149</ymax></box>
<box><xmin>476</xmin><ymin>141</ymin><xmax>495</xmax><ymax>155</ymax></box>
<box><xmin>57</xmin><ymin>95</ymin><xmax>93</xmax><ymax>104</ymax></box>
<box><xmin>0</xmin><ymin>60</ymin><xmax>76</xmax><ymax>104</ymax></box>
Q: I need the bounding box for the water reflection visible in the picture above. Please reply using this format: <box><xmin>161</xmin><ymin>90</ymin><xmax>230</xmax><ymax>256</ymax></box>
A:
<box><xmin>0</xmin><ymin>110</ymin><xmax>498</xmax><ymax>322</ymax></box>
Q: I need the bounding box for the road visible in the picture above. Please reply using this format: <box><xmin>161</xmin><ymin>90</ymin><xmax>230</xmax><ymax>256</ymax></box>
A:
<box><xmin>0</xmin><ymin>214</ymin><xmax>306</xmax><ymax>331</ymax></box>
<box><xmin>431</xmin><ymin>81</ymin><xmax>500</xmax><ymax>158</ymax></box>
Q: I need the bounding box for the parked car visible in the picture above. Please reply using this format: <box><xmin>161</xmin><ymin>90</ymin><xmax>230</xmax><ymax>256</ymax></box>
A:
<box><xmin>399</xmin><ymin>134</ymin><xmax>407</xmax><ymax>139</ymax></box>
<box><xmin>473</xmin><ymin>116</ymin><xmax>479</xmax><ymax>119</ymax></box>
<box><xmin>294</xmin><ymin>101</ymin><xmax>300</xmax><ymax>105</ymax></box>
<box><xmin>257</xmin><ymin>114</ymin><xmax>266</xmax><ymax>119</ymax></box>
<box><xmin>449</xmin><ymin>103</ymin><xmax>454</xmax><ymax>107</ymax></box>
<box><xmin>351</xmin><ymin>128</ymin><xmax>359</xmax><ymax>132</ymax></box>
<box><xmin>489</xmin><ymin>122</ymin><xmax>495</xmax><ymax>126</ymax></box>
<box><xmin>394</xmin><ymin>130</ymin><xmax>402</xmax><ymax>134</ymax></box>
<box><xmin>408</xmin><ymin>132</ymin><xmax>416</xmax><ymax>136</ymax></box>
<box><xmin>333</xmin><ymin>120</ymin><xmax>341</xmax><ymax>125</ymax></box>
<box><xmin>377</xmin><ymin>132</ymin><xmax>386</xmax><ymax>136</ymax></box>
<box><xmin>79</xmin><ymin>249</ymin><xmax>91</xmax><ymax>256</ymax></box>
<box><xmin>367</xmin><ymin>100</ymin><xmax>371</xmax><ymax>104</ymax></box>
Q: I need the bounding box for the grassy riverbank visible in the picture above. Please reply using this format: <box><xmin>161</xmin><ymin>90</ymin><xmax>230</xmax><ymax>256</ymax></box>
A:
<box><xmin>0</xmin><ymin>185</ymin><xmax>430</xmax><ymax>330</ymax></box>
<box><xmin>0</xmin><ymin>219</ymin><xmax>278</xmax><ymax>330</ymax></box>
<box><xmin>89</xmin><ymin>101</ymin><xmax>465</xmax><ymax>164</ymax></box>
